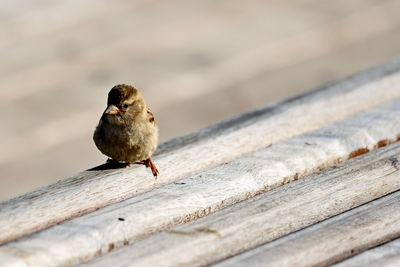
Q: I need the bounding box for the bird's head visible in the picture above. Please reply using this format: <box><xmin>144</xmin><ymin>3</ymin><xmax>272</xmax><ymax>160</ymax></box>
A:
<box><xmin>102</xmin><ymin>84</ymin><xmax>146</xmax><ymax>124</ymax></box>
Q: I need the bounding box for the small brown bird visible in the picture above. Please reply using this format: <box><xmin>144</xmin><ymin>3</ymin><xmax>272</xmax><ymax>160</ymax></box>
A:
<box><xmin>93</xmin><ymin>84</ymin><xmax>159</xmax><ymax>177</ymax></box>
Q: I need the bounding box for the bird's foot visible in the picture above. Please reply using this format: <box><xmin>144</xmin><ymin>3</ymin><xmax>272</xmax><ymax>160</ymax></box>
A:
<box><xmin>141</xmin><ymin>158</ymin><xmax>159</xmax><ymax>178</ymax></box>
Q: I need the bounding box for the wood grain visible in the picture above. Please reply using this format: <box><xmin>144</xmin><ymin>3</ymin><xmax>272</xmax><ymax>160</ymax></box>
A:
<box><xmin>2</xmin><ymin>100</ymin><xmax>400</xmax><ymax>266</ymax></box>
<box><xmin>82</xmin><ymin>143</ymin><xmax>400</xmax><ymax>267</ymax></box>
<box><xmin>217</xmin><ymin>191</ymin><xmax>400</xmax><ymax>267</ymax></box>
<box><xmin>334</xmin><ymin>238</ymin><xmax>400</xmax><ymax>267</ymax></box>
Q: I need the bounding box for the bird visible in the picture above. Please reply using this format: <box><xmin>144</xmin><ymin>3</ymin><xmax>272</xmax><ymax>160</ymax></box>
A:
<box><xmin>93</xmin><ymin>84</ymin><xmax>159</xmax><ymax>177</ymax></box>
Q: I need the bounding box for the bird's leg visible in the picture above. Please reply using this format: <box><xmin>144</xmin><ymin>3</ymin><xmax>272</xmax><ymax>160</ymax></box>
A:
<box><xmin>141</xmin><ymin>158</ymin><xmax>159</xmax><ymax>178</ymax></box>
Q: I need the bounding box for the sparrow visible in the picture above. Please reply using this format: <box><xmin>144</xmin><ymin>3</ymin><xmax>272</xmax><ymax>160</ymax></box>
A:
<box><xmin>93</xmin><ymin>84</ymin><xmax>159</xmax><ymax>177</ymax></box>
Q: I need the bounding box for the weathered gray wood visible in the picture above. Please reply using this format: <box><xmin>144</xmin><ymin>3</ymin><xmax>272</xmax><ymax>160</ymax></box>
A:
<box><xmin>334</xmin><ymin>238</ymin><xmax>400</xmax><ymax>267</ymax></box>
<box><xmin>217</xmin><ymin>191</ymin><xmax>400</xmax><ymax>267</ymax></box>
<box><xmin>1</xmin><ymin>62</ymin><xmax>400</xmax><ymax>246</ymax></box>
<box><xmin>2</xmin><ymin>101</ymin><xmax>400</xmax><ymax>266</ymax></box>
<box><xmin>81</xmin><ymin>143</ymin><xmax>400</xmax><ymax>267</ymax></box>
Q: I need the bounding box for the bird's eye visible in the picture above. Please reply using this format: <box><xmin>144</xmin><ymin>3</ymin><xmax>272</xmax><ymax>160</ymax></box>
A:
<box><xmin>123</xmin><ymin>103</ymin><xmax>129</xmax><ymax>109</ymax></box>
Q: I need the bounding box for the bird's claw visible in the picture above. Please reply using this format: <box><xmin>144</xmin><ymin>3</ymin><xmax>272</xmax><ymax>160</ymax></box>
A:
<box><xmin>142</xmin><ymin>158</ymin><xmax>159</xmax><ymax>178</ymax></box>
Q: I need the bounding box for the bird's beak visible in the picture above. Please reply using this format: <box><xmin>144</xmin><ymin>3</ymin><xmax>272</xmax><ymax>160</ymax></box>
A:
<box><xmin>104</xmin><ymin>105</ymin><xmax>120</xmax><ymax>115</ymax></box>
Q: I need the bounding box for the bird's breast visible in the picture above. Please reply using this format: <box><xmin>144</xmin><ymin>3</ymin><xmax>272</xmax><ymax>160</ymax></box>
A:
<box><xmin>94</xmin><ymin>119</ymin><xmax>158</xmax><ymax>162</ymax></box>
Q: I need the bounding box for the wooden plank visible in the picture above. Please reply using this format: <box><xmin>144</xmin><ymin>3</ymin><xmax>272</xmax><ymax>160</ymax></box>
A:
<box><xmin>216</xmin><ymin>192</ymin><xmax>400</xmax><ymax>267</ymax></box>
<box><xmin>1</xmin><ymin>101</ymin><xmax>400</xmax><ymax>266</ymax></box>
<box><xmin>0</xmin><ymin>64</ymin><xmax>399</xmax><ymax>245</ymax></box>
<box><xmin>334</xmin><ymin>238</ymin><xmax>400</xmax><ymax>267</ymax></box>
<box><xmin>80</xmin><ymin>143</ymin><xmax>400</xmax><ymax>267</ymax></box>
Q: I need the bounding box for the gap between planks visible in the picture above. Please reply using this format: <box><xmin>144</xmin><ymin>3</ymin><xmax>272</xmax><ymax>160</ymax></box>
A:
<box><xmin>334</xmin><ymin>238</ymin><xmax>400</xmax><ymax>267</ymax></box>
<box><xmin>1</xmin><ymin>99</ymin><xmax>400</xmax><ymax>266</ymax></box>
<box><xmin>216</xmin><ymin>191</ymin><xmax>400</xmax><ymax>267</ymax></box>
<box><xmin>0</xmin><ymin>60</ymin><xmax>400</xmax><ymax>245</ymax></box>
<box><xmin>83</xmin><ymin>143</ymin><xmax>400</xmax><ymax>266</ymax></box>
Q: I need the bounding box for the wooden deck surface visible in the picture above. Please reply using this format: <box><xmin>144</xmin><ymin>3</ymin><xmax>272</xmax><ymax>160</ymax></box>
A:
<box><xmin>0</xmin><ymin>61</ymin><xmax>400</xmax><ymax>266</ymax></box>
<box><xmin>1</xmin><ymin>0</ymin><xmax>400</xmax><ymax>200</ymax></box>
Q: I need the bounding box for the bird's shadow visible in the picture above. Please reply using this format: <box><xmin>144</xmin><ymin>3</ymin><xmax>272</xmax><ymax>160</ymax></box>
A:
<box><xmin>87</xmin><ymin>161</ymin><xmax>144</xmax><ymax>171</ymax></box>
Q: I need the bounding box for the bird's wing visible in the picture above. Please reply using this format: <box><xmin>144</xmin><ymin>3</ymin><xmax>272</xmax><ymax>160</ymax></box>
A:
<box><xmin>147</xmin><ymin>108</ymin><xmax>155</xmax><ymax>124</ymax></box>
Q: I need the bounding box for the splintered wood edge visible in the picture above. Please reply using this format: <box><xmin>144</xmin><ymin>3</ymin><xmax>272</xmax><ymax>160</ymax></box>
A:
<box><xmin>333</xmin><ymin>238</ymin><xmax>400</xmax><ymax>267</ymax></box>
<box><xmin>1</xmin><ymin>59</ymin><xmax>400</xmax><ymax>245</ymax></box>
<box><xmin>83</xmin><ymin>143</ymin><xmax>400</xmax><ymax>267</ymax></box>
<box><xmin>216</xmin><ymin>192</ymin><xmax>400</xmax><ymax>267</ymax></box>
<box><xmin>2</xmin><ymin>100</ymin><xmax>400</xmax><ymax>266</ymax></box>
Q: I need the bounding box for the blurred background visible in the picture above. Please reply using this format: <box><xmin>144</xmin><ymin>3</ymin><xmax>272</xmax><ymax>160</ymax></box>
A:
<box><xmin>1</xmin><ymin>0</ymin><xmax>400</xmax><ymax>201</ymax></box>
